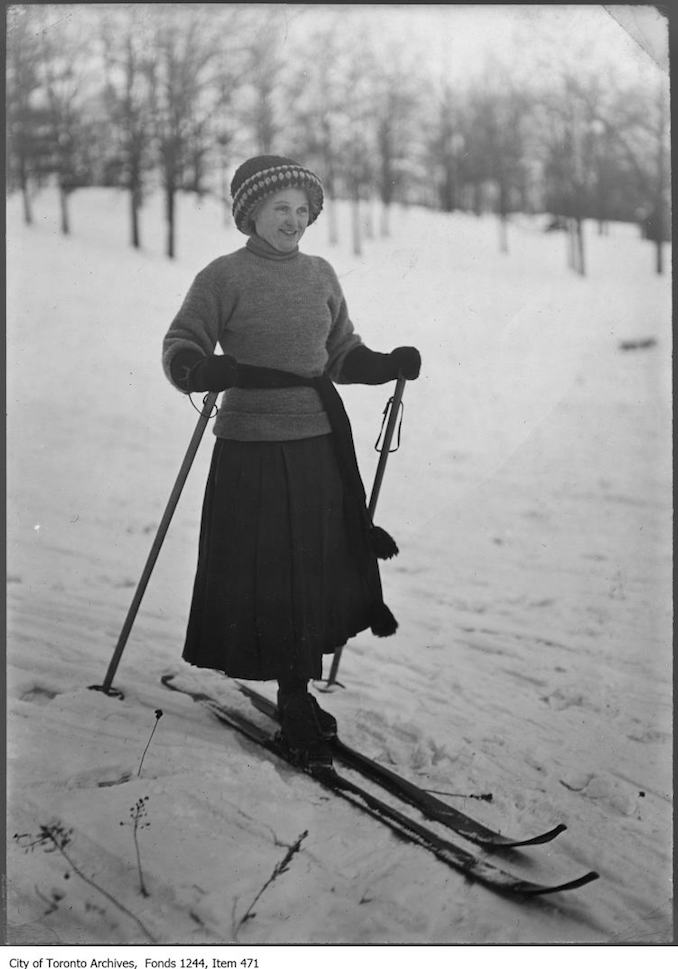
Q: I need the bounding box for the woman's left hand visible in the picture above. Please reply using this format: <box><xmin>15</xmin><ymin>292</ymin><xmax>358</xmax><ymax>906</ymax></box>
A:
<box><xmin>390</xmin><ymin>346</ymin><xmax>421</xmax><ymax>380</ymax></box>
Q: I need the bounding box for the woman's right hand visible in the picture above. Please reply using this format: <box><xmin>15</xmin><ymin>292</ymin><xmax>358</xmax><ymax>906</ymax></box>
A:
<box><xmin>170</xmin><ymin>350</ymin><xmax>239</xmax><ymax>393</ymax></box>
<box><xmin>187</xmin><ymin>354</ymin><xmax>239</xmax><ymax>392</ymax></box>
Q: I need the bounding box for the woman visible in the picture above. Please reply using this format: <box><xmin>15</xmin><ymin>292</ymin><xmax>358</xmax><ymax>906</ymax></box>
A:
<box><xmin>163</xmin><ymin>155</ymin><xmax>421</xmax><ymax>769</ymax></box>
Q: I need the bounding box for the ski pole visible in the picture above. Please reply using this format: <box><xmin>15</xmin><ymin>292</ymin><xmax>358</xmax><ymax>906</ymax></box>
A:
<box><xmin>92</xmin><ymin>391</ymin><xmax>219</xmax><ymax>697</ymax></box>
<box><xmin>324</xmin><ymin>375</ymin><xmax>407</xmax><ymax>689</ymax></box>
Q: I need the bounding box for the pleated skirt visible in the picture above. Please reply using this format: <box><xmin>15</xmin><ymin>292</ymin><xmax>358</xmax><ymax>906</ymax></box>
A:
<box><xmin>182</xmin><ymin>434</ymin><xmax>375</xmax><ymax>681</ymax></box>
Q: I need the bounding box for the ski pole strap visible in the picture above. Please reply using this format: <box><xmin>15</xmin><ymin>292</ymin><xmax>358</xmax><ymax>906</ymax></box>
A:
<box><xmin>189</xmin><ymin>392</ymin><xmax>219</xmax><ymax>418</ymax></box>
<box><xmin>375</xmin><ymin>394</ymin><xmax>404</xmax><ymax>453</ymax></box>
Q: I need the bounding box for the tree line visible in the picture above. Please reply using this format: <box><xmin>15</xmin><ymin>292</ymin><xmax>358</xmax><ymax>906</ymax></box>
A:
<box><xmin>6</xmin><ymin>4</ymin><xmax>670</xmax><ymax>273</ymax></box>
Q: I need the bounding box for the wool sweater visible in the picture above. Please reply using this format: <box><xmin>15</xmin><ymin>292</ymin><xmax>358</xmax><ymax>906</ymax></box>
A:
<box><xmin>163</xmin><ymin>235</ymin><xmax>363</xmax><ymax>441</ymax></box>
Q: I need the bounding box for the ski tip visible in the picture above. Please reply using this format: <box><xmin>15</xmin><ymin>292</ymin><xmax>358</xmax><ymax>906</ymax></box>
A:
<box><xmin>521</xmin><ymin>869</ymin><xmax>600</xmax><ymax>897</ymax></box>
<box><xmin>474</xmin><ymin>822</ymin><xmax>569</xmax><ymax>850</ymax></box>
<box><xmin>524</xmin><ymin>822</ymin><xmax>567</xmax><ymax>845</ymax></box>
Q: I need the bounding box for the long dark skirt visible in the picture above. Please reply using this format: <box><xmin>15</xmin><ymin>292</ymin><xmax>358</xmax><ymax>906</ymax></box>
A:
<box><xmin>182</xmin><ymin>434</ymin><xmax>375</xmax><ymax>681</ymax></box>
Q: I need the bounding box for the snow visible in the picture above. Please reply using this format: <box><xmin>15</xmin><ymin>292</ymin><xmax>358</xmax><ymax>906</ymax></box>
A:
<box><xmin>5</xmin><ymin>187</ymin><xmax>673</xmax><ymax>952</ymax></box>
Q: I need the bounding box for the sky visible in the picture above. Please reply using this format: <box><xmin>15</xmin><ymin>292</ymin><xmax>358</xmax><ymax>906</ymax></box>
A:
<box><xmin>280</xmin><ymin>4</ymin><xmax>668</xmax><ymax>86</ymax></box>
<box><xmin>19</xmin><ymin>3</ymin><xmax>668</xmax><ymax>95</ymax></box>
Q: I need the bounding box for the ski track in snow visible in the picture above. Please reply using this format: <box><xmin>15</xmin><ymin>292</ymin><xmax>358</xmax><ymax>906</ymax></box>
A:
<box><xmin>6</xmin><ymin>188</ymin><xmax>672</xmax><ymax>944</ymax></box>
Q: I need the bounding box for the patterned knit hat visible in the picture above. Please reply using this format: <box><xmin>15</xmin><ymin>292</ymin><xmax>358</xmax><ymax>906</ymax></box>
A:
<box><xmin>230</xmin><ymin>155</ymin><xmax>324</xmax><ymax>234</ymax></box>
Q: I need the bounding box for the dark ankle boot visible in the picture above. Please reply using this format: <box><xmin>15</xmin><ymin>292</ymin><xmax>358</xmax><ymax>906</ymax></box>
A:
<box><xmin>277</xmin><ymin>690</ymin><xmax>333</xmax><ymax>771</ymax></box>
<box><xmin>277</xmin><ymin>686</ymin><xmax>337</xmax><ymax>740</ymax></box>
<box><xmin>307</xmin><ymin>694</ymin><xmax>338</xmax><ymax>740</ymax></box>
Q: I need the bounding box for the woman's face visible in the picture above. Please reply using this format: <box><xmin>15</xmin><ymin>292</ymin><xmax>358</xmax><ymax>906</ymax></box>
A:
<box><xmin>252</xmin><ymin>188</ymin><xmax>310</xmax><ymax>251</ymax></box>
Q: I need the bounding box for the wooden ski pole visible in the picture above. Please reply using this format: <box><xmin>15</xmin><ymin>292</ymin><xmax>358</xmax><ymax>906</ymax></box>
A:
<box><xmin>324</xmin><ymin>375</ymin><xmax>407</xmax><ymax>689</ymax></box>
<box><xmin>93</xmin><ymin>392</ymin><xmax>219</xmax><ymax>697</ymax></box>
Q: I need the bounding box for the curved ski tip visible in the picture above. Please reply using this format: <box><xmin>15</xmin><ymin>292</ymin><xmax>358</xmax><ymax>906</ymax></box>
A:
<box><xmin>523</xmin><ymin>869</ymin><xmax>600</xmax><ymax>897</ymax></box>
<box><xmin>535</xmin><ymin>822</ymin><xmax>567</xmax><ymax>843</ymax></box>
<box><xmin>481</xmin><ymin>822</ymin><xmax>568</xmax><ymax>850</ymax></box>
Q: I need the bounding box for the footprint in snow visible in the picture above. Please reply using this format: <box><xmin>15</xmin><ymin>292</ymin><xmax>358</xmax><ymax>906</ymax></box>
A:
<box><xmin>61</xmin><ymin>765</ymin><xmax>133</xmax><ymax>790</ymax></box>
<box><xmin>20</xmin><ymin>686</ymin><xmax>59</xmax><ymax>705</ymax></box>
<box><xmin>542</xmin><ymin>687</ymin><xmax>593</xmax><ymax>711</ymax></box>
<box><xmin>560</xmin><ymin>772</ymin><xmax>636</xmax><ymax>816</ymax></box>
<box><xmin>627</xmin><ymin>726</ymin><xmax>671</xmax><ymax>744</ymax></box>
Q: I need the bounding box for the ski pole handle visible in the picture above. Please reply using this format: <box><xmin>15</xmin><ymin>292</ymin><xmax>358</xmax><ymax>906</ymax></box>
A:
<box><xmin>98</xmin><ymin>391</ymin><xmax>219</xmax><ymax>695</ymax></box>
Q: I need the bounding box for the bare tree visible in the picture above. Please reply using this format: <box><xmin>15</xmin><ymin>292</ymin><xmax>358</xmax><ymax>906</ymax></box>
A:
<box><xmin>331</xmin><ymin>23</ymin><xmax>379</xmax><ymax>256</ymax></box>
<box><xmin>427</xmin><ymin>80</ymin><xmax>466</xmax><ymax>214</ymax></box>
<box><xmin>100</xmin><ymin>8</ymin><xmax>156</xmax><ymax>249</ymax></box>
<box><xmin>147</xmin><ymin>8</ymin><xmax>220</xmax><ymax>259</ymax></box>
<box><xmin>237</xmin><ymin>12</ymin><xmax>289</xmax><ymax>155</ymax></box>
<box><xmin>6</xmin><ymin>6</ymin><xmax>46</xmax><ymax>225</ymax></box>
<box><xmin>536</xmin><ymin>73</ymin><xmax>601</xmax><ymax>275</ymax></box>
<box><xmin>282</xmin><ymin>15</ymin><xmax>348</xmax><ymax>246</ymax></box>
<box><xmin>466</xmin><ymin>74</ymin><xmax>532</xmax><ymax>254</ymax></box>
<box><xmin>35</xmin><ymin>6</ymin><xmax>94</xmax><ymax>236</ymax></box>
<box><xmin>633</xmin><ymin>77</ymin><xmax>670</xmax><ymax>274</ymax></box>
<box><xmin>371</xmin><ymin>46</ymin><xmax>424</xmax><ymax>237</ymax></box>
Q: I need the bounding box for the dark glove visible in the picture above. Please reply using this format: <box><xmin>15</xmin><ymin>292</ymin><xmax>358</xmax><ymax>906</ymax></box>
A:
<box><xmin>170</xmin><ymin>349</ymin><xmax>239</xmax><ymax>393</ymax></box>
<box><xmin>340</xmin><ymin>344</ymin><xmax>421</xmax><ymax>385</ymax></box>
<box><xmin>389</xmin><ymin>345</ymin><xmax>421</xmax><ymax>380</ymax></box>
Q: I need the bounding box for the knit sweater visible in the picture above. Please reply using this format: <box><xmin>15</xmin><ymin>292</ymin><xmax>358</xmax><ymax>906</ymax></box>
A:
<box><xmin>162</xmin><ymin>235</ymin><xmax>363</xmax><ymax>441</ymax></box>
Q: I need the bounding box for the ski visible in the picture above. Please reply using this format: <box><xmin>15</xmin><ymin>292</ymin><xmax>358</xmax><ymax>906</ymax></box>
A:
<box><xmin>234</xmin><ymin>680</ymin><xmax>567</xmax><ymax>851</ymax></box>
<box><xmin>161</xmin><ymin>673</ymin><xmax>598</xmax><ymax>898</ymax></box>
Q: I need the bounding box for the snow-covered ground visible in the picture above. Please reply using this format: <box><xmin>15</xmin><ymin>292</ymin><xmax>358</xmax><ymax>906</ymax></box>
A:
<box><xmin>5</xmin><ymin>187</ymin><xmax>673</xmax><ymax>947</ymax></box>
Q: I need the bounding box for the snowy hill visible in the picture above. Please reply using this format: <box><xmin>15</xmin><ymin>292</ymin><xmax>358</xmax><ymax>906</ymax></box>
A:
<box><xmin>5</xmin><ymin>187</ymin><xmax>673</xmax><ymax>945</ymax></box>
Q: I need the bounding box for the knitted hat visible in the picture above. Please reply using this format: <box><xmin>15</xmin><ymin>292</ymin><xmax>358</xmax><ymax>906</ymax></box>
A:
<box><xmin>230</xmin><ymin>155</ymin><xmax>324</xmax><ymax>234</ymax></box>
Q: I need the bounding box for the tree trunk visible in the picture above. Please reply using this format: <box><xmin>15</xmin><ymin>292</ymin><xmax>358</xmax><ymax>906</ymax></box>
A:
<box><xmin>473</xmin><ymin>181</ymin><xmax>483</xmax><ymax>216</ymax></box>
<box><xmin>363</xmin><ymin>199</ymin><xmax>374</xmax><ymax>240</ymax></box>
<box><xmin>351</xmin><ymin>195</ymin><xmax>362</xmax><ymax>257</ymax></box>
<box><xmin>498</xmin><ymin>214</ymin><xmax>508</xmax><ymax>254</ymax></box>
<box><xmin>165</xmin><ymin>182</ymin><xmax>175</xmax><ymax>259</ymax></box>
<box><xmin>441</xmin><ymin>162</ymin><xmax>456</xmax><ymax>212</ymax></box>
<box><xmin>59</xmin><ymin>184</ymin><xmax>70</xmax><ymax>236</ymax></box>
<box><xmin>326</xmin><ymin>194</ymin><xmax>338</xmax><ymax>247</ymax></box>
<box><xmin>380</xmin><ymin>202</ymin><xmax>390</xmax><ymax>238</ymax></box>
<box><xmin>498</xmin><ymin>180</ymin><xmax>508</xmax><ymax>253</ymax></box>
<box><xmin>20</xmin><ymin>167</ymin><xmax>33</xmax><ymax>226</ymax></box>
<box><xmin>130</xmin><ymin>184</ymin><xmax>141</xmax><ymax>249</ymax></box>
<box><xmin>566</xmin><ymin>218</ymin><xmax>576</xmax><ymax>270</ymax></box>
<box><xmin>575</xmin><ymin>218</ymin><xmax>585</xmax><ymax>276</ymax></box>
<box><xmin>655</xmin><ymin>238</ymin><xmax>664</xmax><ymax>275</ymax></box>
<box><xmin>654</xmin><ymin>83</ymin><xmax>667</xmax><ymax>275</ymax></box>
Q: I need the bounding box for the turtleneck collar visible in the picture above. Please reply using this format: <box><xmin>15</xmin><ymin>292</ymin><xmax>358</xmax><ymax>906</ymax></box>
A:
<box><xmin>246</xmin><ymin>233</ymin><xmax>300</xmax><ymax>262</ymax></box>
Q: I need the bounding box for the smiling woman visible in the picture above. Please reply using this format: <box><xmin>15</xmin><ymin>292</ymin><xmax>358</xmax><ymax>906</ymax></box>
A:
<box><xmin>252</xmin><ymin>188</ymin><xmax>310</xmax><ymax>252</ymax></box>
<box><xmin>161</xmin><ymin>154</ymin><xmax>421</xmax><ymax>770</ymax></box>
